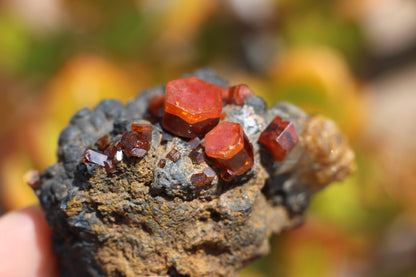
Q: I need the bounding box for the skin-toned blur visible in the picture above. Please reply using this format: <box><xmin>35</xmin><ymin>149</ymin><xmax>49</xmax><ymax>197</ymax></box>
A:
<box><xmin>0</xmin><ymin>0</ymin><xmax>415</xmax><ymax>276</ymax></box>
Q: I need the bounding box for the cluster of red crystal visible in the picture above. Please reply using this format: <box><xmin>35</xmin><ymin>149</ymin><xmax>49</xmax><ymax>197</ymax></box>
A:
<box><xmin>162</xmin><ymin>76</ymin><xmax>225</xmax><ymax>138</ymax></box>
<box><xmin>223</xmin><ymin>84</ymin><xmax>254</xmax><ymax>106</ymax></box>
<box><xmin>83</xmin><ymin>123</ymin><xmax>153</xmax><ymax>172</ymax></box>
<box><xmin>258</xmin><ymin>116</ymin><xmax>298</xmax><ymax>161</ymax></box>
<box><xmin>205</xmin><ymin>122</ymin><xmax>254</xmax><ymax>181</ymax></box>
<box><xmin>83</xmin><ymin>77</ymin><xmax>297</xmax><ymax>182</ymax></box>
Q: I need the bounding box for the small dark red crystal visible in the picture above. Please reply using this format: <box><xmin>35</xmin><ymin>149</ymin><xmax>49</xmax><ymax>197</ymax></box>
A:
<box><xmin>227</xmin><ymin>84</ymin><xmax>254</xmax><ymax>106</ymax></box>
<box><xmin>102</xmin><ymin>141</ymin><xmax>122</xmax><ymax>173</ymax></box>
<box><xmin>161</xmin><ymin>131</ymin><xmax>173</xmax><ymax>144</ymax></box>
<box><xmin>166</xmin><ymin>148</ymin><xmax>181</xmax><ymax>162</ymax></box>
<box><xmin>190</xmin><ymin>169</ymin><xmax>215</xmax><ymax>187</ymax></box>
<box><xmin>103</xmin><ymin>141</ymin><xmax>121</xmax><ymax>160</ymax></box>
<box><xmin>188</xmin><ymin>137</ymin><xmax>201</xmax><ymax>150</ymax></box>
<box><xmin>83</xmin><ymin>148</ymin><xmax>108</xmax><ymax>167</ymax></box>
<box><xmin>96</xmin><ymin>134</ymin><xmax>110</xmax><ymax>151</ymax></box>
<box><xmin>162</xmin><ymin>77</ymin><xmax>224</xmax><ymax>138</ymax></box>
<box><xmin>158</xmin><ymin>159</ymin><xmax>166</xmax><ymax>168</ymax></box>
<box><xmin>205</xmin><ymin>122</ymin><xmax>254</xmax><ymax>180</ymax></box>
<box><xmin>120</xmin><ymin>131</ymin><xmax>150</xmax><ymax>158</ymax></box>
<box><xmin>188</xmin><ymin>150</ymin><xmax>204</xmax><ymax>165</ymax></box>
<box><xmin>258</xmin><ymin>116</ymin><xmax>298</xmax><ymax>161</ymax></box>
<box><xmin>203</xmin><ymin>167</ymin><xmax>216</xmax><ymax>179</ymax></box>
<box><xmin>220</xmin><ymin>169</ymin><xmax>236</xmax><ymax>182</ymax></box>
<box><xmin>131</xmin><ymin>123</ymin><xmax>153</xmax><ymax>142</ymax></box>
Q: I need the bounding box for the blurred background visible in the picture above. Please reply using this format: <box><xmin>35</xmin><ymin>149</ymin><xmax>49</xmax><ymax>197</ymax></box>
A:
<box><xmin>0</xmin><ymin>0</ymin><xmax>415</xmax><ymax>276</ymax></box>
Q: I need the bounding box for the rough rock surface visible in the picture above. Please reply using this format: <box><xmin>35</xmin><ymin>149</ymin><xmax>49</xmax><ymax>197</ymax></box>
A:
<box><xmin>35</xmin><ymin>69</ymin><xmax>355</xmax><ymax>277</ymax></box>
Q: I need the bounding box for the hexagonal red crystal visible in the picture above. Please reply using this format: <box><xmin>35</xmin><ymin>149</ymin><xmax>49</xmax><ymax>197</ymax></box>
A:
<box><xmin>205</xmin><ymin>122</ymin><xmax>254</xmax><ymax>180</ymax></box>
<box><xmin>258</xmin><ymin>116</ymin><xmax>298</xmax><ymax>161</ymax></box>
<box><xmin>162</xmin><ymin>76</ymin><xmax>224</xmax><ymax>138</ymax></box>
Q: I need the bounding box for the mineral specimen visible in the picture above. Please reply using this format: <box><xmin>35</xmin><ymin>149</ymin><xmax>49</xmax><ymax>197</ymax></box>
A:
<box><xmin>33</xmin><ymin>69</ymin><xmax>355</xmax><ymax>277</ymax></box>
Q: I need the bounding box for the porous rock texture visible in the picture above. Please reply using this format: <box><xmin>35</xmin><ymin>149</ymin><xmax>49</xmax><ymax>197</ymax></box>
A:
<box><xmin>35</xmin><ymin>69</ymin><xmax>355</xmax><ymax>277</ymax></box>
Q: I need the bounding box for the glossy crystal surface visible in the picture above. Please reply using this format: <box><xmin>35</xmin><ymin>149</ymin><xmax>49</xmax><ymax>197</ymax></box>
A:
<box><xmin>162</xmin><ymin>77</ymin><xmax>224</xmax><ymax>138</ymax></box>
<box><xmin>131</xmin><ymin>123</ymin><xmax>153</xmax><ymax>142</ymax></box>
<box><xmin>258</xmin><ymin>116</ymin><xmax>298</xmax><ymax>161</ymax></box>
<box><xmin>227</xmin><ymin>84</ymin><xmax>254</xmax><ymax>106</ymax></box>
<box><xmin>84</xmin><ymin>148</ymin><xmax>108</xmax><ymax>167</ymax></box>
<box><xmin>188</xmin><ymin>150</ymin><xmax>204</xmax><ymax>165</ymax></box>
<box><xmin>188</xmin><ymin>137</ymin><xmax>201</xmax><ymax>150</ymax></box>
<box><xmin>190</xmin><ymin>168</ymin><xmax>215</xmax><ymax>187</ymax></box>
<box><xmin>120</xmin><ymin>131</ymin><xmax>150</xmax><ymax>158</ymax></box>
<box><xmin>166</xmin><ymin>148</ymin><xmax>181</xmax><ymax>162</ymax></box>
<box><xmin>205</xmin><ymin>122</ymin><xmax>254</xmax><ymax>179</ymax></box>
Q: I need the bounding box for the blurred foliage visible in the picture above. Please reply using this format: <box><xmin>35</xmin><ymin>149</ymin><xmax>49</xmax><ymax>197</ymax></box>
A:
<box><xmin>0</xmin><ymin>0</ymin><xmax>415</xmax><ymax>276</ymax></box>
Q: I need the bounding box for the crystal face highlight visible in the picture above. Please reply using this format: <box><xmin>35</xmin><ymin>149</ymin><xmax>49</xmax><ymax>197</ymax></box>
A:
<box><xmin>162</xmin><ymin>76</ymin><xmax>224</xmax><ymax>138</ymax></box>
<box><xmin>205</xmin><ymin>122</ymin><xmax>254</xmax><ymax>180</ymax></box>
<box><xmin>258</xmin><ymin>116</ymin><xmax>298</xmax><ymax>161</ymax></box>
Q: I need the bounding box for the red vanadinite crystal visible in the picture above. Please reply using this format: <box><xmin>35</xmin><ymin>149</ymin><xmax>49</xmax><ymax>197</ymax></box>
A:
<box><xmin>188</xmin><ymin>137</ymin><xmax>201</xmax><ymax>150</ymax></box>
<box><xmin>158</xmin><ymin>159</ymin><xmax>166</xmax><ymax>168</ymax></box>
<box><xmin>161</xmin><ymin>131</ymin><xmax>173</xmax><ymax>144</ymax></box>
<box><xmin>84</xmin><ymin>148</ymin><xmax>108</xmax><ymax>167</ymax></box>
<box><xmin>131</xmin><ymin>123</ymin><xmax>153</xmax><ymax>142</ymax></box>
<box><xmin>120</xmin><ymin>131</ymin><xmax>150</xmax><ymax>158</ymax></box>
<box><xmin>203</xmin><ymin>167</ymin><xmax>216</xmax><ymax>180</ymax></box>
<box><xmin>190</xmin><ymin>169</ymin><xmax>215</xmax><ymax>187</ymax></box>
<box><xmin>96</xmin><ymin>134</ymin><xmax>110</xmax><ymax>151</ymax></box>
<box><xmin>188</xmin><ymin>150</ymin><xmax>204</xmax><ymax>165</ymax></box>
<box><xmin>227</xmin><ymin>84</ymin><xmax>254</xmax><ymax>106</ymax></box>
<box><xmin>84</xmin><ymin>123</ymin><xmax>153</xmax><ymax>173</ymax></box>
<box><xmin>115</xmin><ymin>123</ymin><xmax>153</xmax><ymax>159</ymax></box>
<box><xmin>162</xmin><ymin>77</ymin><xmax>225</xmax><ymax>138</ymax></box>
<box><xmin>166</xmin><ymin>148</ymin><xmax>181</xmax><ymax>162</ymax></box>
<box><xmin>102</xmin><ymin>141</ymin><xmax>122</xmax><ymax>173</ymax></box>
<box><xmin>258</xmin><ymin>116</ymin><xmax>298</xmax><ymax>161</ymax></box>
<box><xmin>205</xmin><ymin>122</ymin><xmax>254</xmax><ymax>180</ymax></box>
